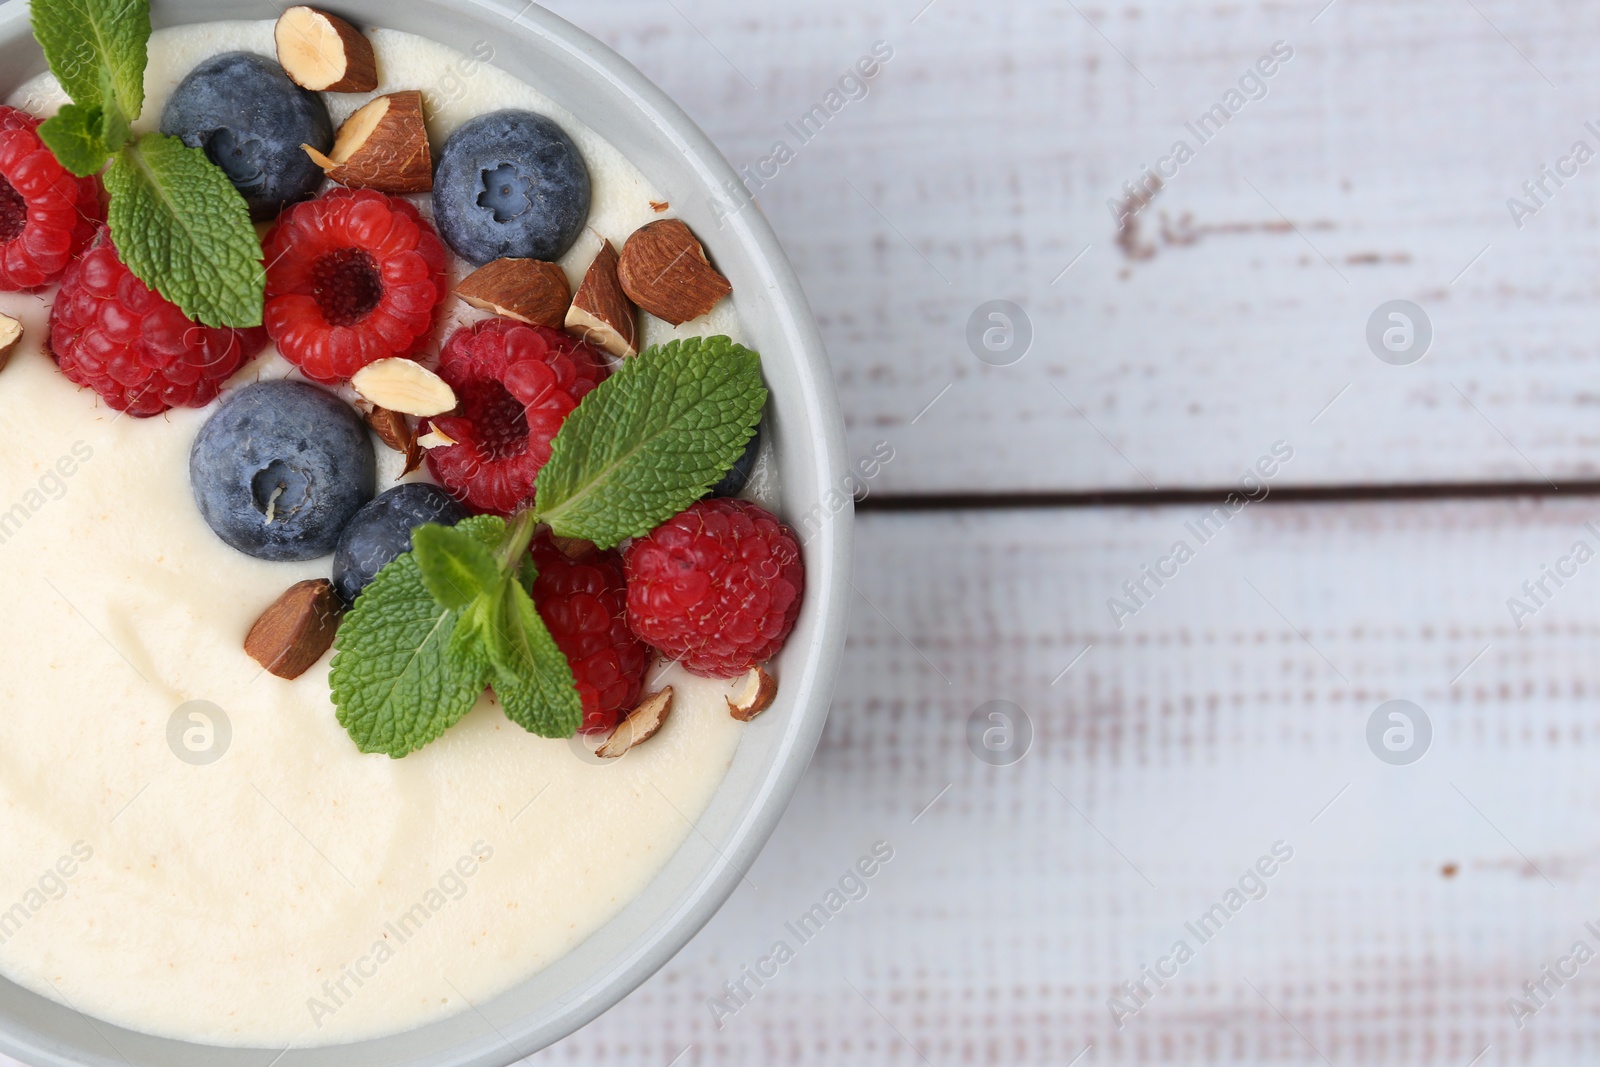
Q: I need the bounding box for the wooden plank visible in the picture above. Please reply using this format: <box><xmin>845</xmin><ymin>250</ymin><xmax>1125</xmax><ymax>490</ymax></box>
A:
<box><xmin>544</xmin><ymin>0</ymin><xmax>1600</xmax><ymax>493</ymax></box>
<box><xmin>522</xmin><ymin>501</ymin><xmax>1600</xmax><ymax>1063</ymax></box>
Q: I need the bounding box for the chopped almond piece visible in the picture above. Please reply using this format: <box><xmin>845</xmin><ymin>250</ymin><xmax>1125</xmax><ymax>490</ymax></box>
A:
<box><xmin>564</xmin><ymin>241</ymin><xmax>637</xmax><ymax>357</ymax></box>
<box><xmin>456</xmin><ymin>259</ymin><xmax>571</xmax><ymax>328</ymax></box>
<box><xmin>596</xmin><ymin>688</ymin><xmax>674</xmax><ymax>758</ymax></box>
<box><xmin>727</xmin><ymin>666</ymin><xmax>777</xmax><ymax>721</ymax></box>
<box><xmin>303</xmin><ymin>91</ymin><xmax>432</xmax><ymax>194</ymax></box>
<box><xmin>617</xmin><ymin>219</ymin><xmax>731</xmax><ymax>325</ymax></box>
<box><xmin>0</xmin><ymin>313</ymin><xmax>20</xmax><ymax>371</ymax></box>
<box><xmin>275</xmin><ymin>7</ymin><xmax>378</xmax><ymax>93</ymax></box>
<box><xmin>246</xmin><ymin>579</ymin><xmax>344</xmax><ymax>680</ymax></box>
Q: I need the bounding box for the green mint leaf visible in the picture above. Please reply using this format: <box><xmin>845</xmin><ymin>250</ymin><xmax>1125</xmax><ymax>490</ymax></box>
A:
<box><xmin>329</xmin><ymin>553</ymin><xmax>485</xmax><ymax>759</ymax></box>
<box><xmin>493</xmin><ymin>581</ymin><xmax>583</xmax><ymax>739</ymax></box>
<box><xmin>98</xmin><ymin>68</ymin><xmax>131</xmax><ymax>151</ymax></box>
<box><xmin>534</xmin><ymin>337</ymin><xmax>767</xmax><ymax>548</ymax></box>
<box><xmin>30</xmin><ymin>0</ymin><xmax>149</xmax><ymax>120</ymax></box>
<box><xmin>414</xmin><ymin>523</ymin><xmax>503</xmax><ymax>610</ymax></box>
<box><xmin>37</xmin><ymin>104</ymin><xmax>109</xmax><ymax>177</ymax></box>
<box><xmin>330</xmin><ymin>516</ymin><xmax>505</xmax><ymax>758</ymax></box>
<box><xmin>330</xmin><ymin>511</ymin><xmax>584</xmax><ymax>752</ymax></box>
<box><xmin>447</xmin><ymin>582</ymin><xmax>513</xmax><ymax>671</ymax></box>
<box><xmin>105</xmin><ymin>133</ymin><xmax>264</xmax><ymax>328</ymax></box>
<box><xmin>442</xmin><ymin>518</ymin><xmax>581</xmax><ymax>738</ymax></box>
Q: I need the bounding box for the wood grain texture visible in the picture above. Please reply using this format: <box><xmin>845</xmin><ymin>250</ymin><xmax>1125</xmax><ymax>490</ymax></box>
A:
<box><xmin>543</xmin><ymin>0</ymin><xmax>1600</xmax><ymax>494</ymax></box>
<box><xmin>518</xmin><ymin>502</ymin><xmax>1600</xmax><ymax>1064</ymax></box>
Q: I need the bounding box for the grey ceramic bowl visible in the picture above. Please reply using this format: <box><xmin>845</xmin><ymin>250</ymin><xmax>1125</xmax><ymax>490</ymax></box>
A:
<box><xmin>0</xmin><ymin>1</ymin><xmax>851</xmax><ymax>1063</ymax></box>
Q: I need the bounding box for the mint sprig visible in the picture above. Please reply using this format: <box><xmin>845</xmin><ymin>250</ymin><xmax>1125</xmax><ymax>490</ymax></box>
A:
<box><xmin>331</xmin><ymin>338</ymin><xmax>767</xmax><ymax>757</ymax></box>
<box><xmin>29</xmin><ymin>0</ymin><xmax>264</xmax><ymax>327</ymax></box>
<box><xmin>332</xmin><ymin>514</ymin><xmax>581</xmax><ymax>758</ymax></box>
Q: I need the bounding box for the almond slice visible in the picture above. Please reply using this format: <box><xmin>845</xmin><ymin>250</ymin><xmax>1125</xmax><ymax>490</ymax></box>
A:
<box><xmin>727</xmin><ymin>665</ymin><xmax>777</xmax><ymax>721</ymax></box>
<box><xmin>596</xmin><ymin>687</ymin><xmax>674</xmax><ymax>758</ymax></box>
<box><xmin>351</xmin><ymin>358</ymin><xmax>456</xmax><ymax>417</ymax></box>
<box><xmin>275</xmin><ymin>7</ymin><xmax>378</xmax><ymax>93</ymax></box>
<box><xmin>246</xmin><ymin>579</ymin><xmax>344</xmax><ymax>680</ymax></box>
<box><xmin>417</xmin><ymin>425</ymin><xmax>458</xmax><ymax>449</ymax></box>
<box><xmin>564</xmin><ymin>241</ymin><xmax>637</xmax><ymax>357</ymax></box>
<box><xmin>457</xmin><ymin>259</ymin><xmax>571</xmax><ymax>328</ymax></box>
<box><xmin>303</xmin><ymin>91</ymin><xmax>432</xmax><ymax>194</ymax></box>
<box><xmin>0</xmin><ymin>313</ymin><xmax>21</xmax><ymax>371</ymax></box>
<box><xmin>617</xmin><ymin>219</ymin><xmax>732</xmax><ymax>325</ymax></box>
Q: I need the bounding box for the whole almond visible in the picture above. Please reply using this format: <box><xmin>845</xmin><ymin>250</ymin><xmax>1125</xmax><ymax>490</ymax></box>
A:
<box><xmin>246</xmin><ymin>579</ymin><xmax>344</xmax><ymax>680</ymax></box>
<box><xmin>617</xmin><ymin>219</ymin><xmax>732</xmax><ymax>325</ymax></box>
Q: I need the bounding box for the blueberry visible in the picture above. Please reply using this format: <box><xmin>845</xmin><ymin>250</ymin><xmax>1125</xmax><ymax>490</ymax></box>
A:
<box><xmin>160</xmin><ymin>52</ymin><xmax>333</xmax><ymax>221</ymax></box>
<box><xmin>332</xmin><ymin>483</ymin><xmax>469</xmax><ymax>605</ymax></box>
<box><xmin>432</xmin><ymin>110</ymin><xmax>590</xmax><ymax>265</ymax></box>
<box><xmin>191</xmin><ymin>381</ymin><xmax>376</xmax><ymax>562</ymax></box>
<box><xmin>711</xmin><ymin>423</ymin><xmax>762</xmax><ymax>498</ymax></box>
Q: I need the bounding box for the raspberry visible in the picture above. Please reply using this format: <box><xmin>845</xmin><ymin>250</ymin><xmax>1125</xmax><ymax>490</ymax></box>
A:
<box><xmin>49</xmin><ymin>231</ymin><xmax>268</xmax><ymax>417</ymax></box>
<box><xmin>262</xmin><ymin>188</ymin><xmax>447</xmax><ymax>383</ymax></box>
<box><xmin>625</xmin><ymin>498</ymin><xmax>804</xmax><ymax>677</ymax></box>
<box><xmin>530</xmin><ymin>534</ymin><xmax>649</xmax><ymax>734</ymax></box>
<box><xmin>426</xmin><ymin>320</ymin><xmax>608</xmax><ymax>514</ymax></box>
<box><xmin>0</xmin><ymin>106</ymin><xmax>104</xmax><ymax>291</ymax></box>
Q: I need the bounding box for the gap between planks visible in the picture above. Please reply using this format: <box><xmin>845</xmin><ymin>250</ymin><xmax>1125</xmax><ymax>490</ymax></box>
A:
<box><xmin>856</xmin><ymin>479</ymin><xmax>1600</xmax><ymax>513</ymax></box>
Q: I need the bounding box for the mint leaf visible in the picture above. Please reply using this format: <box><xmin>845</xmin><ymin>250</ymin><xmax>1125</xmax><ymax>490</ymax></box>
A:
<box><xmin>105</xmin><ymin>133</ymin><xmax>264</xmax><ymax>328</ymax></box>
<box><xmin>534</xmin><ymin>337</ymin><xmax>767</xmax><ymax>548</ymax></box>
<box><xmin>442</xmin><ymin>515</ymin><xmax>579</xmax><ymax>738</ymax></box>
<box><xmin>30</xmin><ymin>0</ymin><xmax>149</xmax><ymax>120</ymax></box>
<box><xmin>432</xmin><ymin>514</ymin><xmax>507</xmax><ymax>570</ymax></box>
<box><xmin>448</xmin><ymin>582</ymin><xmax>512</xmax><ymax>672</ymax></box>
<box><xmin>494</xmin><ymin>581</ymin><xmax>583</xmax><ymax>738</ymax></box>
<box><xmin>329</xmin><ymin>551</ymin><xmax>486</xmax><ymax>759</ymax></box>
<box><xmin>97</xmin><ymin>67</ymin><xmax>131</xmax><ymax>151</ymax></box>
<box><xmin>414</xmin><ymin>524</ymin><xmax>502</xmax><ymax>610</ymax></box>
<box><xmin>331</xmin><ymin>507</ymin><xmax>587</xmax><ymax>754</ymax></box>
<box><xmin>331</xmin><ymin>516</ymin><xmax>506</xmax><ymax>758</ymax></box>
<box><xmin>38</xmin><ymin>104</ymin><xmax>108</xmax><ymax>177</ymax></box>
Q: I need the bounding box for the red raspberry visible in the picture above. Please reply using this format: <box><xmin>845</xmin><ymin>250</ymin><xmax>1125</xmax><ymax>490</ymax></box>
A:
<box><xmin>530</xmin><ymin>534</ymin><xmax>649</xmax><ymax>734</ymax></box>
<box><xmin>49</xmin><ymin>232</ymin><xmax>268</xmax><ymax>417</ymax></box>
<box><xmin>0</xmin><ymin>106</ymin><xmax>104</xmax><ymax>291</ymax></box>
<box><xmin>625</xmin><ymin>498</ymin><xmax>805</xmax><ymax>678</ymax></box>
<box><xmin>426</xmin><ymin>320</ymin><xmax>608</xmax><ymax>514</ymax></box>
<box><xmin>262</xmin><ymin>188</ymin><xmax>447</xmax><ymax>383</ymax></box>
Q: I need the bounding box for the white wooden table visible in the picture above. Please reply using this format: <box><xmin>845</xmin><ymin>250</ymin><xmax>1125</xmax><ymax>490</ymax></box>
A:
<box><xmin>8</xmin><ymin>1</ymin><xmax>1595</xmax><ymax>1064</ymax></box>
<box><xmin>518</xmin><ymin>1</ymin><xmax>1600</xmax><ymax>1064</ymax></box>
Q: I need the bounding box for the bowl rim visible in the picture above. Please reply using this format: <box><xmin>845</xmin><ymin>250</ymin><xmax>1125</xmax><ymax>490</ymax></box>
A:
<box><xmin>0</xmin><ymin>1</ymin><xmax>852</xmax><ymax>1063</ymax></box>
